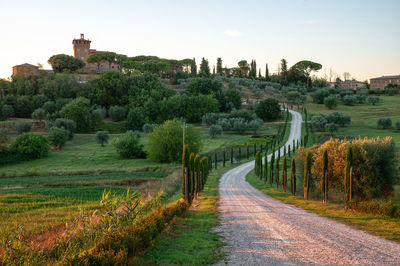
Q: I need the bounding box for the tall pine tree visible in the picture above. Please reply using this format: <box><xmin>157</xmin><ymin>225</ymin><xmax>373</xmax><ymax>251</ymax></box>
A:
<box><xmin>191</xmin><ymin>58</ymin><xmax>197</xmax><ymax>76</ymax></box>
<box><xmin>216</xmin><ymin>57</ymin><xmax>223</xmax><ymax>74</ymax></box>
<box><xmin>199</xmin><ymin>57</ymin><xmax>210</xmax><ymax>76</ymax></box>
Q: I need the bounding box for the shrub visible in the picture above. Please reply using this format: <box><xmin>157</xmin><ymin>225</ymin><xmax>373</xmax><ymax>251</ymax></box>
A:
<box><xmin>325</xmin><ymin>123</ymin><xmax>339</xmax><ymax>135</ymax></box>
<box><xmin>112</xmin><ymin>131</ymin><xmax>145</xmax><ymax>159</ymax></box>
<box><xmin>0</xmin><ymin>128</ymin><xmax>10</xmax><ymax>145</ymax></box>
<box><xmin>216</xmin><ymin>118</ymin><xmax>232</xmax><ymax>131</ymax></box>
<box><xmin>14</xmin><ymin>133</ymin><xmax>50</xmax><ymax>160</ymax></box>
<box><xmin>93</xmin><ymin>107</ymin><xmax>107</xmax><ymax>121</ymax></box>
<box><xmin>15</xmin><ymin>121</ymin><xmax>32</xmax><ymax>134</ymax></box>
<box><xmin>255</xmin><ymin>98</ymin><xmax>281</xmax><ymax>121</ymax></box>
<box><xmin>96</xmin><ymin>131</ymin><xmax>110</xmax><ymax>146</ymax></box>
<box><xmin>395</xmin><ymin>121</ymin><xmax>400</xmax><ymax>131</ymax></box>
<box><xmin>311</xmin><ymin>88</ymin><xmax>330</xmax><ymax>104</ymax></box>
<box><xmin>367</xmin><ymin>96</ymin><xmax>379</xmax><ymax>105</ymax></box>
<box><xmin>59</xmin><ymin>97</ymin><xmax>99</xmax><ymax>133</ymax></box>
<box><xmin>342</xmin><ymin>95</ymin><xmax>357</xmax><ymax>106</ymax></box>
<box><xmin>377</xmin><ymin>117</ymin><xmax>392</xmax><ymax>129</ymax></box>
<box><xmin>385</xmin><ymin>87</ymin><xmax>398</xmax><ymax>96</ymax></box>
<box><xmin>232</xmin><ymin>118</ymin><xmax>248</xmax><ymax>134</ymax></box>
<box><xmin>42</xmin><ymin>101</ymin><xmax>58</xmax><ymax>114</ymax></box>
<box><xmin>31</xmin><ymin>108</ymin><xmax>46</xmax><ymax>121</ymax></box>
<box><xmin>126</xmin><ymin>108</ymin><xmax>145</xmax><ymax>131</ymax></box>
<box><xmin>248</xmin><ymin>118</ymin><xmax>263</xmax><ymax>134</ymax></box>
<box><xmin>202</xmin><ymin>113</ymin><xmax>219</xmax><ymax>126</ymax></box>
<box><xmin>147</xmin><ymin>120</ymin><xmax>201</xmax><ymax>163</ymax></box>
<box><xmin>209</xmin><ymin>125</ymin><xmax>222</xmax><ymax>138</ymax></box>
<box><xmin>325</xmin><ymin>112</ymin><xmax>351</xmax><ymax>126</ymax></box>
<box><xmin>52</xmin><ymin>118</ymin><xmax>76</xmax><ymax>140</ymax></box>
<box><xmin>2</xmin><ymin>104</ymin><xmax>14</xmax><ymax>118</ymax></box>
<box><xmin>15</xmin><ymin>96</ymin><xmax>35</xmax><ymax>117</ymax></box>
<box><xmin>311</xmin><ymin>115</ymin><xmax>328</xmax><ymax>131</ymax></box>
<box><xmin>346</xmin><ymin>200</ymin><xmax>399</xmax><ymax>218</ymax></box>
<box><xmin>109</xmin><ymin>106</ymin><xmax>127</xmax><ymax>122</ymax></box>
<box><xmin>48</xmin><ymin>127</ymin><xmax>69</xmax><ymax>149</ymax></box>
<box><xmin>324</xmin><ymin>96</ymin><xmax>338</xmax><ymax>109</ymax></box>
<box><xmin>355</xmin><ymin>94</ymin><xmax>366</xmax><ymax>104</ymax></box>
<box><xmin>142</xmin><ymin>123</ymin><xmax>155</xmax><ymax>133</ymax></box>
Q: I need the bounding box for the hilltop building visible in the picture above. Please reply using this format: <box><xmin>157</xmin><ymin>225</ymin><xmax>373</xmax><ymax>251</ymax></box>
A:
<box><xmin>12</xmin><ymin>63</ymin><xmax>39</xmax><ymax>77</ymax></box>
<box><xmin>329</xmin><ymin>78</ymin><xmax>366</xmax><ymax>90</ymax></box>
<box><xmin>73</xmin><ymin>34</ymin><xmax>120</xmax><ymax>73</ymax></box>
<box><xmin>370</xmin><ymin>75</ymin><xmax>400</xmax><ymax>90</ymax></box>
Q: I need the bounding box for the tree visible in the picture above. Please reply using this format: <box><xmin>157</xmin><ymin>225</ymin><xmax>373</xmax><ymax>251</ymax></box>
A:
<box><xmin>324</xmin><ymin>96</ymin><xmax>338</xmax><ymax>109</ymax></box>
<box><xmin>31</xmin><ymin>108</ymin><xmax>46</xmax><ymax>122</ymax></box>
<box><xmin>109</xmin><ymin>106</ymin><xmax>127</xmax><ymax>122</ymax></box>
<box><xmin>377</xmin><ymin>117</ymin><xmax>392</xmax><ymax>129</ymax></box>
<box><xmin>344</xmin><ymin>145</ymin><xmax>353</xmax><ymax>203</ymax></box>
<box><xmin>89</xmin><ymin>71</ymin><xmax>129</xmax><ymax>107</ymax></box>
<box><xmin>59</xmin><ymin>97</ymin><xmax>99</xmax><ymax>133</ymax></box>
<box><xmin>209</xmin><ymin>125</ymin><xmax>222</xmax><ymax>138</ymax></box>
<box><xmin>2</xmin><ymin>104</ymin><xmax>14</xmax><ymax>119</ymax></box>
<box><xmin>96</xmin><ymin>131</ymin><xmax>110</xmax><ymax>147</ymax></box>
<box><xmin>281</xmin><ymin>59</ymin><xmax>288</xmax><ymax>83</ymax></box>
<box><xmin>290</xmin><ymin>157</ymin><xmax>296</xmax><ymax>196</ymax></box>
<box><xmin>255</xmin><ymin>98</ymin><xmax>281</xmax><ymax>121</ymax></box>
<box><xmin>87</xmin><ymin>53</ymin><xmax>104</xmax><ymax>72</ymax></box>
<box><xmin>325</xmin><ymin>123</ymin><xmax>339</xmax><ymax>135</ymax></box>
<box><xmin>216</xmin><ymin>58</ymin><xmax>223</xmax><ymax>74</ymax></box>
<box><xmin>48</xmin><ymin>54</ymin><xmax>85</xmax><ymax>72</ymax></box>
<box><xmin>367</xmin><ymin>96</ymin><xmax>380</xmax><ymax>105</ymax></box>
<box><xmin>51</xmin><ymin>118</ymin><xmax>76</xmax><ymax>140</ymax></box>
<box><xmin>113</xmin><ymin>131</ymin><xmax>145</xmax><ymax>159</ymax></box>
<box><xmin>342</xmin><ymin>95</ymin><xmax>357</xmax><ymax>106</ymax></box>
<box><xmin>237</xmin><ymin>60</ymin><xmax>249</xmax><ymax>77</ymax></box>
<box><xmin>281</xmin><ymin>155</ymin><xmax>287</xmax><ymax>192</ymax></box>
<box><xmin>14</xmin><ymin>132</ymin><xmax>50</xmax><ymax>160</ymax></box>
<box><xmin>291</xmin><ymin>60</ymin><xmax>322</xmax><ymax>90</ymax></box>
<box><xmin>343</xmin><ymin>72</ymin><xmax>351</xmax><ymax>81</ymax></box>
<box><xmin>191</xmin><ymin>58</ymin><xmax>197</xmax><ymax>76</ymax></box>
<box><xmin>48</xmin><ymin>127</ymin><xmax>69</xmax><ymax>149</ymax></box>
<box><xmin>248</xmin><ymin>118</ymin><xmax>263</xmax><ymax>134</ymax></box>
<box><xmin>304</xmin><ymin>149</ymin><xmax>312</xmax><ymax>200</ymax></box>
<box><xmin>15</xmin><ymin>121</ymin><xmax>31</xmax><ymax>134</ymax></box>
<box><xmin>249</xmin><ymin>60</ymin><xmax>257</xmax><ymax>79</ymax></box>
<box><xmin>321</xmin><ymin>149</ymin><xmax>328</xmax><ymax>203</ymax></box>
<box><xmin>126</xmin><ymin>108</ymin><xmax>145</xmax><ymax>131</ymax></box>
<box><xmin>147</xmin><ymin>120</ymin><xmax>202</xmax><ymax>163</ymax></box>
<box><xmin>199</xmin><ymin>58</ymin><xmax>210</xmax><ymax>77</ymax></box>
<box><xmin>265</xmin><ymin>63</ymin><xmax>269</xmax><ymax>80</ymax></box>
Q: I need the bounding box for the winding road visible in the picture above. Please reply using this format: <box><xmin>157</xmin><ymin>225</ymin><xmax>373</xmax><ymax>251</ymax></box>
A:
<box><xmin>215</xmin><ymin>110</ymin><xmax>400</xmax><ymax>265</ymax></box>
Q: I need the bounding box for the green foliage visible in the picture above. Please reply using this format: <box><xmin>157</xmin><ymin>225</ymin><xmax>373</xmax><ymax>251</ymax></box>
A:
<box><xmin>93</xmin><ymin>107</ymin><xmax>107</xmax><ymax>121</ymax></box>
<box><xmin>95</xmin><ymin>131</ymin><xmax>110</xmax><ymax>146</ymax></box>
<box><xmin>290</xmin><ymin>157</ymin><xmax>296</xmax><ymax>196</ymax></box>
<box><xmin>342</xmin><ymin>95</ymin><xmax>357</xmax><ymax>106</ymax></box>
<box><xmin>344</xmin><ymin>145</ymin><xmax>353</xmax><ymax>203</ymax></box>
<box><xmin>395</xmin><ymin>121</ymin><xmax>400</xmax><ymax>131</ymax></box>
<box><xmin>346</xmin><ymin>200</ymin><xmax>399</xmax><ymax>218</ymax></box>
<box><xmin>311</xmin><ymin>88</ymin><xmax>330</xmax><ymax>104</ymax></box>
<box><xmin>48</xmin><ymin>127</ymin><xmax>69</xmax><ymax>149</ymax></box>
<box><xmin>232</xmin><ymin>118</ymin><xmax>247</xmax><ymax>134</ymax></box>
<box><xmin>186</xmin><ymin>77</ymin><xmax>221</xmax><ymax>96</ymax></box>
<box><xmin>248</xmin><ymin>118</ymin><xmax>263</xmax><ymax>134</ymax></box>
<box><xmin>126</xmin><ymin>108</ymin><xmax>145</xmax><ymax>131</ymax></box>
<box><xmin>89</xmin><ymin>71</ymin><xmax>129</xmax><ymax>107</ymax></box>
<box><xmin>0</xmin><ymin>128</ymin><xmax>10</xmax><ymax>145</ymax></box>
<box><xmin>15</xmin><ymin>96</ymin><xmax>35</xmax><ymax>117</ymax></box>
<box><xmin>14</xmin><ymin>121</ymin><xmax>32</xmax><ymax>134</ymax></box>
<box><xmin>42</xmin><ymin>101</ymin><xmax>58</xmax><ymax>114</ymax></box>
<box><xmin>304</xmin><ymin>149</ymin><xmax>312</xmax><ymax>200</ymax></box>
<box><xmin>48</xmin><ymin>54</ymin><xmax>85</xmax><ymax>72</ymax></box>
<box><xmin>109</xmin><ymin>106</ymin><xmax>127</xmax><ymax>122</ymax></box>
<box><xmin>112</xmin><ymin>131</ymin><xmax>145</xmax><ymax>159</ymax></box>
<box><xmin>324</xmin><ymin>96</ymin><xmax>338</xmax><ymax>109</ymax></box>
<box><xmin>325</xmin><ymin>123</ymin><xmax>339</xmax><ymax>135</ymax></box>
<box><xmin>209</xmin><ymin>125</ymin><xmax>222</xmax><ymax>138</ymax></box>
<box><xmin>59</xmin><ymin>97</ymin><xmax>99</xmax><ymax>133</ymax></box>
<box><xmin>367</xmin><ymin>96</ymin><xmax>380</xmax><ymax>105</ymax></box>
<box><xmin>321</xmin><ymin>149</ymin><xmax>328</xmax><ymax>202</ymax></box>
<box><xmin>31</xmin><ymin>108</ymin><xmax>46</xmax><ymax>121</ymax></box>
<box><xmin>255</xmin><ymin>98</ymin><xmax>281</xmax><ymax>121</ymax></box>
<box><xmin>142</xmin><ymin>123</ymin><xmax>155</xmax><ymax>133</ymax></box>
<box><xmin>377</xmin><ymin>117</ymin><xmax>392</xmax><ymax>129</ymax></box>
<box><xmin>2</xmin><ymin>104</ymin><xmax>14</xmax><ymax>118</ymax></box>
<box><xmin>50</xmin><ymin>118</ymin><xmax>76</xmax><ymax>140</ymax></box>
<box><xmin>147</xmin><ymin>120</ymin><xmax>201</xmax><ymax>163</ymax></box>
<box><xmin>199</xmin><ymin>58</ymin><xmax>210</xmax><ymax>76</ymax></box>
<box><xmin>14</xmin><ymin>133</ymin><xmax>50</xmax><ymax>160</ymax></box>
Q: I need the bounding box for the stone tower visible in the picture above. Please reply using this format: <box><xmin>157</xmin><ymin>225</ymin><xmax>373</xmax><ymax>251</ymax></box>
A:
<box><xmin>72</xmin><ymin>34</ymin><xmax>91</xmax><ymax>62</ymax></box>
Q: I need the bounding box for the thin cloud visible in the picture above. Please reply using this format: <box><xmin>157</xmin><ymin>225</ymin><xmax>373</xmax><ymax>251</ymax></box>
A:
<box><xmin>224</xmin><ymin>29</ymin><xmax>243</xmax><ymax>37</ymax></box>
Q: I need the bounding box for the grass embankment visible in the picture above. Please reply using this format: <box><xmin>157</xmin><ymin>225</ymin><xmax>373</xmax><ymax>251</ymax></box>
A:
<box><xmin>246</xmin><ymin>171</ymin><xmax>400</xmax><ymax>242</ymax></box>
<box><xmin>137</xmin><ymin>160</ymin><xmax>251</xmax><ymax>265</ymax></box>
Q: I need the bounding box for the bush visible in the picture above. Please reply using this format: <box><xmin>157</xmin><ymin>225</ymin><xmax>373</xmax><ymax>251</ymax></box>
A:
<box><xmin>385</xmin><ymin>87</ymin><xmax>398</xmax><ymax>96</ymax></box>
<box><xmin>395</xmin><ymin>121</ymin><xmax>400</xmax><ymax>131</ymax></box>
<box><xmin>347</xmin><ymin>200</ymin><xmax>399</xmax><ymax>218</ymax></box>
<box><xmin>232</xmin><ymin>118</ymin><xmax>248</xmax><ymax>134</ymax></box>
<box><xmin>15</xmin><ymin>121</ymin><xmax>32</xmax><ymax>134</ymax></box>
<box><xmin>93</xmin><ymin>107</ymin><xmax>107</xmax><ymax>121</ymax></box>
<box><xmin>59</xmin><ymin>97</ymin><xmax>99</xmax><ymax>133</ymax></box>
<box><xmin>367</xmin><ymin>96</ymin><xmax>379</xmax><ymax>105</ymax></box>
<box><xmin>255</xmin><ymin>98</ymin><xmax>281</xmax><ymax>121</ymax></box>
<box><xmin>48</xmin><ymin>127</ymin><xmax>69</xmax><ymax>149</ymax></box>
<box><xmin>325</xmin><ymin>112</ymin><xmax>351</xmax><ymax>126</ymax></box>
<box><xmin>377</xmin><ymin>117</ymin><xmax>392</xmax><ymax>129</ymax></box>
<box><xmin>202</xmin><ymin>113</ymin><xmax>219</xmax><ymax>126</ymax></box>
<box><xmin>113</xmin><ymin>131</ymin><xmax>145</xmax><ymax>159</ymax></box>
<box><xmin>209</xmin><ymin>125</ymin><xmax>222</xmax><ymax>138</ymax></box>
<box><xmin>325</xmin><ymin>123</ymin><xmax>339</xmax><ymax>135</ymax></box>
<box><xmin>147</xmin><ymin>120</ymin><xmax>201</xmax><ymax>163</ymax></box>
<box><xmin>142</xmin><ymin>123</ymin><xmax>155</xmax><ymax>133</ymax></box>
<box><xmin>324</xmin><ymin>96</ymin><xmax>338</xmax><ymax>109</ymax></box>
<box><xmin>109</xmin><ymin>106</ymin><xmax>127</xmax><ymax>122</ymax></box>
<box><xmin>216</xmin><ymin>118</ymin><xmax>232</xmax><ymax>131</ymax></box>
<box><xmin>51</xmin><ymin>118</ymin><xmax>76</xmax><ymax>140</ymax></box>
<box><xmin>311</xmin><ymin>88</ymin><xmax>330</xmax><ymax>104</ymax></box>
<box><xmin>2</xmin><ymin>104</ymin><xmax>14</xmax><ymax>118</ymax></box>
<box><xmin>311</xmin><ymin>115</ymin><xmax>328</xmax><ymax>131</ymax></box>
<box><xmin>31</xmin><ymin>108</ymin><xmax>46</xmax><ymax>121</ymax></box>
<box><xmin>42</xmin><ymin>101</ymin><xmax>58</xmax><ymax>114</ymax></box>
<box><xmin>248</xmin><ymin>118</ymin><xmax>263</xmax><ymax>134</ymax></box>
<box><xmin>0</xmin><ymin>128</ymin><xmax>10</xmax><ymax>145</ymax></box>
<box><xmin>342</xmin><ymin>95</ymin><xmax>357</xmax><ymax>106</ymax></box>
<box><xmin>14</xmin><ymin>133</ymin><xmax>50</xmax><ymax>160</ymax></box>
<box><xmin>96</xmin><ymin>131</ymin><xmax>110</xmax><ymax>146</ymax></box>
<box><xmin>126</xmin><ymin>108</ymin><xmax>145</xmax><ymax>131</ymax></box>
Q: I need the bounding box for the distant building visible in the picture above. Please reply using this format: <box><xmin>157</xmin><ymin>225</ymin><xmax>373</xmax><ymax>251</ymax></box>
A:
<box><xmin>331</xmin><ymin>78</ymin><xmax>366</xmax><ymax>90</ymax></box>
<box><xmin>12</xmin><ymin>63</ymin><xmax>39</xmax><ymax>77</ymax></box>
<box><xmin>72</xmin><ymin>34</ymin><xmax>120</xmax><ymax>73</ymax></box>
<box><xmin>370</xmin><ymin>75</ymin><xmax>400</xmax><ymax>90</ymax></box>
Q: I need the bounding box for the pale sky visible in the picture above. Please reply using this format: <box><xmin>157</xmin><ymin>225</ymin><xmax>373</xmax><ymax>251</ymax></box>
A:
<box><xmin>1</xmin><ymin>0</ymin><xmax>399</xmax><ymax>81</ymax></box>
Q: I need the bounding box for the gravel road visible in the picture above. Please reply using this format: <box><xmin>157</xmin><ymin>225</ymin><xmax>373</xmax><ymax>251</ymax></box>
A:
<box><xmin>215</xmin><ymin>110</ymin><xmax>400</xmax><ymax>265</ymax></box>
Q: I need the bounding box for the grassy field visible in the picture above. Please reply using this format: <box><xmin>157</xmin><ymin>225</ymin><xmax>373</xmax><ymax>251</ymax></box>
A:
<box><xmin>246</xmin><ymin>171</ymin><xmax>400</xmax><ymax>242</ymax></box>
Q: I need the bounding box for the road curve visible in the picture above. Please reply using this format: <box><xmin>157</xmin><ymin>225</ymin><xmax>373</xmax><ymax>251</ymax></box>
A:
<box><xmin>215</xmin><ymin>110</ymin><xmax>400</xmax><ymax>265</ymax></box>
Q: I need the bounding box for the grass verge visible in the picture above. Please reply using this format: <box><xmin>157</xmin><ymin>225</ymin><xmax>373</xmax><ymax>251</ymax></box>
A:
<box><xmin>246</xmin><ymin>171</ymin><xmax>400</xmax><ymax>242</ymax></box>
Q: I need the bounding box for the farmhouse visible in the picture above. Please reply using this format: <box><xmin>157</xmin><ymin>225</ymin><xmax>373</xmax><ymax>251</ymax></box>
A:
<box><xmin>370</xmin><ymin>75</ymin><xmax>400</xmax><ymax>90</ymax></box>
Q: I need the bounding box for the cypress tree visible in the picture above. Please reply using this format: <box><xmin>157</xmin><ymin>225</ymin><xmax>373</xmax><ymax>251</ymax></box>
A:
<box><xmin>255</xmin><ymin>151</ymin><xmax>260</xmax><ymax>176</ymax></box>
<box><xmin>304</xmin><ymin>150</ymin><xmax>312</xmax><ymax>200</ymax></box>
<box><xmin>290</xmin><ymin>157</ymin><xmax>296</xmax><ymax>196</ymax></box>
<box><xmin>293</xmin><ymin>139</ymin><xmax>296</xmax><ymax>153</ymax></box>
<box><xmin>230</xmin><ymin>147</ymin><xmax>234</xmax><ymax>164</ymax></box>
<box><xmin>238</xmin><ymin>147</ymin><xmax>242</xmax><ymax>161</ymax></box>
<box><xmin>253</xmin><ymin>144</ymin><xmax>256</xmax><ymax>157</ymax></box>
<box><xmin>282</xmin><ymin>155</ymin><xmax>287</xmax><ymax>192</ymax></box>
<box><xmin>265</xmin><ymin>63</ymin><xmax>269</xmax><ymax>80</ymax></box>
<box><xmin>264</xmin><ymin>153</ymin><xmax>268</xmax><ymax>183</ymax></box>
<box><xmin>247</xmin><ymin>146</ymin><xmax>250</xmax><ymax>159</ymax></box>
<box><xmin>270</xmin><ymin>152</ymin><xmax>275</xmax><ymax>185</ymax></box>
<box><xmin>223</xmin><ymin>149</ymin><xmax>226</xmax><ymax>167</ymax></box>
<box><xmin>344</xmin><ymin>145</ymin><xmax>353</xmax><ymax>203</ymax></box>
<box><xmin>284</xmin><ymin>145</ymin><xmax>286</xmax><ymax>156</ymax></box>
<box><xmin>259</xmin><ymin>152</ymin><xmax>263</xmax><ymax>180</ymax></box>
<box><xmin>288</xmin><ymin>144</ymin><xmax>291</xmax><ymax>157</ymax></box>
<box><xmin>214</xmin><ymin>152</ymin><xmax>217</xmax><ymax>169</ymax></box>
<box><xmin>182</xmin><ymin>144</ymin><xmax>190</xmax><ymax>200</ymax></box>
<box><xmin>260</xmin><ymin>144</ymin><xmax>263</xmax><ymax>153</ymax></box>
<box><xmin>194</xmin><ymin>154</ymin><xmax>200</xmax><ymax>199</ymax></box>
<box><xmin>322</xmin><ymin>149</ymin><xmax>328</xmax><ymax>203</ymax></box>
<box><xmin>275</xmin><ymin>155</ymin><xmax>280</xmax><ymax>188</ymax></box>
<box><xmin>189</xmin><ymin>153</ymin><xmax>195</xmax><ymax>202</ymax></box>
<box><xmin>208</xmin><ymin>155</ymin><xmax>212</xmax><ymax>171</ymax></box>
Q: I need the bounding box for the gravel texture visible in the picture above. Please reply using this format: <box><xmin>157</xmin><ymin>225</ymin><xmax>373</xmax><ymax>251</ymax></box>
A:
<box><xmin>215</xmin><ymin>110</ymin><xmax>400</xmax><ymax>265</ymax></box>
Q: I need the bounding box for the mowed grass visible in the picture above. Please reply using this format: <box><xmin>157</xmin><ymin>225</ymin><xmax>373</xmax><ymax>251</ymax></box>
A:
<box><xmin>246</xmin><ymin>171</ymin><xmax>400</xmax><ymax>242</ymax></box>
<box><xmin>305</xmin><ymin>95</ymin><xmax>400</xmax><ymax>152</ymax></box>
<box><xmin>137</xmin><ymin>160</ymin><xmax>252</xmax><ymax>265</ymax></box>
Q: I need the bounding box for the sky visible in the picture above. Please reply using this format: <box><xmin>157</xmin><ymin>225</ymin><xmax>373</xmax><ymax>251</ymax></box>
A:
<box><xmin>0</xmin><ymin>0</ymin><xmax>399</xmax><ymax>81</ymax></box>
